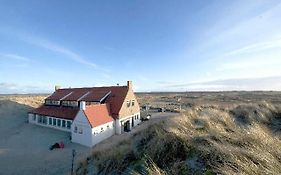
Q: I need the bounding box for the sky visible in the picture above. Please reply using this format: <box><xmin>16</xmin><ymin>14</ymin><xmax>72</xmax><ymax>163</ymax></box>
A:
<box><xmin>1</xmin><ymin>0</ymin><xmax>281</xmax><ymax>93</ymax></box>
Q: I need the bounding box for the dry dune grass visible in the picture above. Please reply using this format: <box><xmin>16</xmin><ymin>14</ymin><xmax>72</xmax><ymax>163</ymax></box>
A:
<box><xmin>0</xmin><ymin>95</ymin><xmax>47</xmax><ymax>108</ymax></box>
<box><xmin>77</xmin><ymin>102</ymin><xmax>281</xmax><ymax>175</ymax></box>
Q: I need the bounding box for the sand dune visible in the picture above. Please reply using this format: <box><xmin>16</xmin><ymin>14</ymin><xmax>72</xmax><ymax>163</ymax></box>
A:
<box><xmin>0</xmin><ymin>95</ymin><xmax>90</xmax><ymax>175</ymax></box>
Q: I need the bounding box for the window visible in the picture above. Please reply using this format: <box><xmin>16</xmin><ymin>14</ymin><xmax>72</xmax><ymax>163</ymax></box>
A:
<box><xmin>62</xmin><ymin>120</ymin><xmax>66</xmax><ymax>128</ymax></box>
<box><xmin>53</xmin><ymin>118</ymin><xmax>57</xmax><ymax>126</ymax></box>
<box><xmin>132</xmin><ymin>100</ymin><xmax>135</xmax><ymax>106</ymax></box>
<box><xmin>107</xmin><ymin>125</ymin><xmax>109</xmax><ymax>128</ymax></box>
<box><xmin>67</xmin><ymin>121</ymin><xmax>71</xmax><ymax>129</ymax></box>
<box><xmin>38</xmin><ymin>115</ymin><xmax>42</xmax><ymax>123</ymax></box>
<box><xmin>57</xmin><ymin>119</ymin><xmax>61</xmax><ymax>127</ymax></box>
<box><xmin>101</xmin><ymin>127</ymin><xmax>104</xmax><ymax>132</ymax></box>
<box><xmin>74</xmin><ymin>126</ymin><xmax>78</xmax><ymax>133</ymax></box>
<box><xmin>62</xmin><ymin>101</ymin><xmax>78</xmax><ymax>107</ymax></box>
<box><xmin>45</xmin><ymin>100</ymin><xmax>60</xmax><ymax>106</ymax></box>
<box><xmin>48</xmin><ymin>118</ymin><xmax>52</xmax><ymax>125</ymax></box>
<box><xmin>33</xmin><ymin>115</ymin><xmax>36</xmax><ymax>121</ymax></box>
<box><xmin>78</xmin><ymin>127</ymin><xmax>83</xmax><ymax>134</ymax></box>
<box><xmin>42</xmin><ymin>116</ymin><xmax>47</xmax><ymax>125</ymax></box>
<box><xmin>127</xmin><ymin>100</ymin><xmax>130</xmax><ymax>107</ymax></box>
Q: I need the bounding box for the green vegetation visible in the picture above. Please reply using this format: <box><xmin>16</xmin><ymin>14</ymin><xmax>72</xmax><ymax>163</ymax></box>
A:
<box><xmin>77</xmin><ymin>102</ymin><xmax>281</xmax><ymax>175</ymax></box>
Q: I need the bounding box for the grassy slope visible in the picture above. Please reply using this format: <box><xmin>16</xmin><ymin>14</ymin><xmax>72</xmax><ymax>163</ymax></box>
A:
<box><xmin>76</xmin><ymin>102</ymin><xmax>281</xmax><ymax>175</ymax></box>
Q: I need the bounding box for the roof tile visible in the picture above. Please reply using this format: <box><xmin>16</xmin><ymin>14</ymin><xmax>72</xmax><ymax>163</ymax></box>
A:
<box><xmin>84</xmin><ymin>104</ymin><xmax>113</xmax><ymax>128</ymax></box>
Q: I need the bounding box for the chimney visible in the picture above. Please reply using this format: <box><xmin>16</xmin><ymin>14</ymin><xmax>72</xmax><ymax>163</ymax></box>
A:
<box><xmin>79</xmin><ymin>101</ymin><xmax>86</xmax><ymax>110</ymax></box>
<box><xmin>127</xmin><ymin>81</ymin><xmax>132</xmax><ymax>89</ymax></box>
<box><xmin>55</xmin><ymin>85</ymin><xmax>61</xmax><ymax>91</ymax></box>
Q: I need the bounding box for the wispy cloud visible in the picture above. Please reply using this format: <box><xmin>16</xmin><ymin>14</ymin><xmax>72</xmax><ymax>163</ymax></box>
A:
<box><xmin>0</xmin><ymin>82</ymin><xmax>51</xmax><ymax>94</ymax></box>
<box><xmin>223</xmin><ymin>37</ymin><xmax>281</xmax><ymax>57</ymax></box>
<box><xmin>23</xmin><ymin>36</ymin><xmax>109</xmax><ymax>72</ymax></box>
<box><xmin>0</xmin><ymin>53</ymin><xmax>30</xmax><ymax>62</ymax></box>
<box><xmin>162</xmin><ymin>76</ymin><xmax>281</xmax><ymax>91</ymax></box>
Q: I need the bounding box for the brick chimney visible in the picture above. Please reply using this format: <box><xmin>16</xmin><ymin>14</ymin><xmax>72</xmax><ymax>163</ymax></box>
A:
<box><xmin>127</xmin><ymin>81</ymin><xmax>132</xmax><ymax>89</ymax></box>
<box><xmin>55</xmin><ymin>85</ymin><xmax>61</xmax><ymax>91</ymax></box>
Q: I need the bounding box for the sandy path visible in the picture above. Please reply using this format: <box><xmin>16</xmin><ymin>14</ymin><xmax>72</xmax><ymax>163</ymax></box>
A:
<box><xmin>0</xmin><ymin>99</ymin><xmax>90</xmax><ymax>175</ymax></box>
<box><xmin>0</xmin><ymin>96</ymin><xmax>178</xmax><ymax>175</ymax></box>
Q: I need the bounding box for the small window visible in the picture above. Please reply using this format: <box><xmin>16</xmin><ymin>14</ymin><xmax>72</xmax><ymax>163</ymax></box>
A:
<box><xmin>33</xmin><ymin>115</ymin><xmax>36</xmax><ymax>121</ymax></box>
<box><xmin>48</xmin><ymin>118</ymin><xmax>52</xmax><ymax>125</ymax></box>
<box><xmin>127</xmin><ymin>100</ymin><xmax>130</xmax><ymax>107</ymax></box>
<box><xmin>53</xmin><ymin>118</ymin><xmax>57</xmax><ymax>126</ymax></box>
<box><xmin>42</xmin><ymin>116</ymin><xmax>47</xmax><ymax>124</ymax></box>
<box><xmin>79</xmin><ymin>127</ymin><xmax>83</xmax><ymax>134</ymax></box>
<box><xmin>67</xmin><ymin>121</ymin><xmax>71</xmax><ymax>129</ymax></box>
<box><xmin>107</xmin><ymin>125</ymin><xmax>109</xmax><ymax>128</ymax></box>
<box><xmin>101</xmin><ymin>127</ymin><xmax>104</xmax><ymax>132</ymax></box>
<box><xmin>38</xmin><ymin>115</ymin><xmax>42</xmax><ymax>123</ymax></box>
<box><xmin>74</xmin><ymin>126</ymin><xmax>78</xmax><ymax>133</ymax></box>
<box><xmin>132</xmin><ymin>100</ymin><xmax>135</xmax><ymax>106</ymax></box>
<box><xmin>57</xmin><ymin>119</ymin><xmax>61</xmax><ymax>127</ymax></box>
<box><xmin>62</xmin><ymin>120</ymin><xmax>66</xmax><ymax>128</ymax></box>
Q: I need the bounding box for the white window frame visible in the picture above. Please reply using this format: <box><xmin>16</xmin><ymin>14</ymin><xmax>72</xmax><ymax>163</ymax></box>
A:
<box><xmin>57</xmin><ymin>119</ymin><xmax>61</xmax><ymax>127</ymax></box>
<box><xmin>62</xmin><ymin>120</ymin><xmax>66</xmax><ymax>128</ymax></box>
<box><xmin>53</xmin><ymin>118</ymin><xmax>57</xmax><ymax>126</ymax></box>
<box><xmin>78</xmin><ymin>127</ymin><xmax>83</xmax><ymax>134</ymax></box>
<box><xmin>67</xmin><ymin>121</ymin><xmax>71</xmax><ymax>129</ymax></box>
<box><xmin>48</xmin><ymin>117</ymin><xmax>52</xmax><ymax>125</ymax></box>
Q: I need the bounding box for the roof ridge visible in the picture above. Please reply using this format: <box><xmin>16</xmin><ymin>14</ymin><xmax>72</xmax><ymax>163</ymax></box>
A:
<box><xmin>59</xmin><ymin>86</ymin><xmax>127</xmax><ymax>90</ymax></box>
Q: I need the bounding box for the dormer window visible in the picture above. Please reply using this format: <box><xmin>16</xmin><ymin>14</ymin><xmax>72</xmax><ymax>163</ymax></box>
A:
<box><xmin>127</xmin><ymin>100</ymin><xmax>130</xmax><ymax>107</ymax></box>
<box><xmin>62</xmin><ymin>101</ymin><xmax>78</xmax><ymax>107</ymax></box>
<box><xmin>45</xmin><ymin>100</ymin><xmax>60</xmax><ymax>106</ymax></box>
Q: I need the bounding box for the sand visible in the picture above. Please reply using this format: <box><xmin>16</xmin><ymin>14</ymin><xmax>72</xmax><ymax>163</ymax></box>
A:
<box><xmin>0</xmin><ymin>96</ymin><xmax>91</xmax><ymax>175</ymax></box>
<box><xmin>0</xmin><ymin>95</ymin><xmax>178</xmax><ymax>175</ymax></box>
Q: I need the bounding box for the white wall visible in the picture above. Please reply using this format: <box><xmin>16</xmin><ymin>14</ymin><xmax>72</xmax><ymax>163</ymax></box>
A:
<box><xmin>134</xmin><ymin>112</ymin><xmax>141</xmax><ymax>126</ymax></box>
<box><xmin>71</xmin><ymin>111</ymin><xmax>92</xmax><ymax>147</ymax></box>
<box><xmin>115</xmin><ymin>119</ymin><xmax>121</xmax><ymax>134</ymax></box>
<box><xmin>91</xmin><ymin>121</ymin><xmax>115</xmax><ymax>146</ymax></box>
<box><xmin>28</xmin><ymin>113</ymin><xmax>37</xmax><ymax>124</ymax></box>
<box><xmin>117</xmin><ymin>112</ymin><xmax>141</xmax><ymax>134</ymax></box>
<box><xmin>28</xmin><ymin>113</ymin><xmax>72</xmax><ymax>132</ymax></box>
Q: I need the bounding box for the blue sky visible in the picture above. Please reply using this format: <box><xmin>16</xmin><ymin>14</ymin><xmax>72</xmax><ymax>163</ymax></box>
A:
<box><xmin>1</xmin><ymin>0</ymin><xmax>281</xmax><ymax>93</ymax></box>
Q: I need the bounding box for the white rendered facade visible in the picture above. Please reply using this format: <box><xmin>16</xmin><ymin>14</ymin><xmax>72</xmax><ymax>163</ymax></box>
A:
<box><xmin>28</xmin><ymin>113</ymin><xmax>72</xmax><ymax>132</ymax></box>
<box><xmin>28</xmin><ymin>111</ymin><xmax>141</xmax><ymax>147</ymax></box>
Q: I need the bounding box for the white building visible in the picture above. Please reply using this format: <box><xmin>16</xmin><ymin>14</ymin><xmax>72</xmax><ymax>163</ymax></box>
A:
<box><xmin>28</xmin><ymin>81</ymin><xmax>141</xmax><ymax>147</ymax></box>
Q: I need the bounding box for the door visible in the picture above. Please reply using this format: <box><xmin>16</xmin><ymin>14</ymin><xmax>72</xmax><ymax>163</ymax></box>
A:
<box><xmin>124</xmin><ymin>120</ymin><xmax>130</xmax><ymax>132</ymax></box>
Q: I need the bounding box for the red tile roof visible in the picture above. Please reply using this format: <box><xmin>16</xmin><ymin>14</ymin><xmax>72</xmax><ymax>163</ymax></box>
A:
<box><xmin>30</xmin><ymin>86</ymin><xmax>129</xmax><ymax>126</ymax></box>
<box><xmin>30</xmin><ymin>105</ymin><xmax>79</xmax><ymax>120</ymax></box>
<box><xmin>84</xmin><ymin>104</ymin><xmax>114</xmax><ymax>128</ymax></box>
<box><xmin>46</xmin><ymin>86</ymin><xmax>129</xmax><ymax>117</ymax></box>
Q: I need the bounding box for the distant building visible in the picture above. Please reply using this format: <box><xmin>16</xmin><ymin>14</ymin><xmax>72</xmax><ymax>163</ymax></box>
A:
<box><xmin>28</xmin><ymin>81</ymin><xmax>140</xmax><ymax>147</ymax></box>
